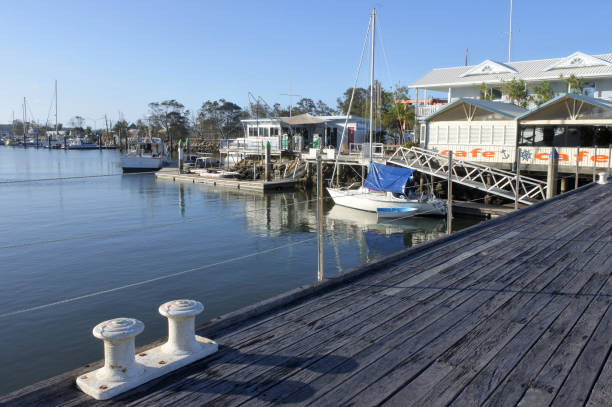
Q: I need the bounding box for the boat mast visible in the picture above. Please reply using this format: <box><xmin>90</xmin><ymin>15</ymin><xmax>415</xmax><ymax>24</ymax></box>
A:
<box><xmin>55</xmin><ymin>80</ymin><xmax>58</xmax><ymax>141</ymax></box>
<box><xmin>369</xmin><ymin>8</ymin><xmax>376</xmax><ymax>161</ymax></box>
<box><xmin>507</xmin><ymin>0</ymin><xmax>513</xmax><ymax>62</ymax></box>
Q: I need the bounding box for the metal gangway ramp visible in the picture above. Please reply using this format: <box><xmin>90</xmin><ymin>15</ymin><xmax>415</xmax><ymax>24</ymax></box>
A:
<box><xmin>387</xmin><ymin>146</ymin><xmax>547</xmax><ymax>204</ymax></box>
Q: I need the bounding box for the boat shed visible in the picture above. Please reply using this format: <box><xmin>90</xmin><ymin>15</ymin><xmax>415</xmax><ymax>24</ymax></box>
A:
<box><xmin>422</xmin><ymin>98</ymin><xmax>526</xmax><ymax>166</ymax></box>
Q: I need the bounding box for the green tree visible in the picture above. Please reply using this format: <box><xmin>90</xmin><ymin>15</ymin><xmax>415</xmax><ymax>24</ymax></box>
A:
<box><xmin>336</xmin><ymin>87</ymin><xmax>369</xmax><ymax>116</ymax></box>
<box><xmin>561</xmin><ymin>74</ymin><xmax>585</xmax><ymax>94</ymax></box>
<box><xmin>479</xmin><ymin>83</ymin><xmax>492</xmax><ymax>101</ymax></box>
<box><xmin>530</xmin><ymin>81</ymin><xmax>554</xmax><ymax>106</ymax></box>
<box><xmin>195</xmin><ymin>99</ymin><xmax>243</xmax><ymax>139</ymax></box>
<box><xmin>502</xmin><ymin>79</ymin><xmax>529</xmax><ymax>108</ymax></box>
<box><xmin>148</xmin><ymin>100</ymin><xmax>190</xmax><ymax>150</ymax></box>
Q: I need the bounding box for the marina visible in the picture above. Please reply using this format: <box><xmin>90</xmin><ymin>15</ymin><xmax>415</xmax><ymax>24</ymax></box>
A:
<box><xmin>2</xmin><ymin>1</ymin><xmax>612</xmax><ymax>405</ymax></box>
<box><xmin>2</xmin><ymin>167</ymin><xmax>610</xmax><ymax>406</ymax></box>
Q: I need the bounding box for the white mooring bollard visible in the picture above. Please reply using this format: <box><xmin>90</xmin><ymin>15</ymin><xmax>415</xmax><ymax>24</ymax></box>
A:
<box><xmin>159</xmin><ymin>299</ymin><xmax>204</xmax><ymax>355</ymax></box>
<box><xmin>597</xmin><ymin>171</ymin><xmax>609</xmax><ymax>185</ymax></box>
<box><xmin>93</xmin><ymin>318</ymin><xmax>145</xmax><ymax>382</ymax></box>
<box><xmin>76</xmin><ymin>299</ymin><xmax>218</xmax><ymax>400</ymax></box>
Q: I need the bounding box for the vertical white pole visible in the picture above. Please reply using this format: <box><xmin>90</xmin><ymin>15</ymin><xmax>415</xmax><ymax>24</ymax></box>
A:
<box><xmin>369</xmin><ymin>8</ymin><xmax>375</xmax><ymax>161</ymax></box>
<box><xmin>508</xmin><ymin>0</ymin><xmax>513</xmax><ymax>62</ymax></box>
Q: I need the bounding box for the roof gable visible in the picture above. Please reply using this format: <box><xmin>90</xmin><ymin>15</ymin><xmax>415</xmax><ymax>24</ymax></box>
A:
<box><xmin>543</xmin><ymin>52</ymin><xmax>612</xmax><ymax>71</ymax></box>
<box><xmin>459</xmin><ymin>59</ymin><xmax>518</xmax><ymax>77</ymax></box>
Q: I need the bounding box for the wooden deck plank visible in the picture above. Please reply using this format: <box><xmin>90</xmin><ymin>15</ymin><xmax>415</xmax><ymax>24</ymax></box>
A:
<box><xmin>356</xmin><ymin>237</ymin><xmax>601</xmax><ymax>407</ymax></box>
<box><xmin>174</xmin><ymin>209</ymin><xmax>588</xmax><ymax>406</ymax></box>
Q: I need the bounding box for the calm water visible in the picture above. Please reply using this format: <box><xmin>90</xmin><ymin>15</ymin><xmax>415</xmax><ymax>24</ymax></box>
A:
<box><xmin>0</xmin><ymin>147</ymin><xmax>479</xmax><ymax>395</ymax></box>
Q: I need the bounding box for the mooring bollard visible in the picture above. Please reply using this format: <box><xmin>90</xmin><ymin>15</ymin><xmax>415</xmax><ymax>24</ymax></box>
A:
<box><xmin>598</xmin><ymin>172</ymin><xmax>609</xmax><ymax>185</ymax></box>
<box><xmin>92</xmin><ymin>318</ymin><xmax>145</xmax><ymax>382</ymax></box>
<box><xmin>159</xmin><ymin>299</ymin><xmax>204</xmax><ymax>355</ymax></box>
<box><xmin>77</xmin><ymin>299</ymin><xmax>218</xmax><ymax>400</ymax></box>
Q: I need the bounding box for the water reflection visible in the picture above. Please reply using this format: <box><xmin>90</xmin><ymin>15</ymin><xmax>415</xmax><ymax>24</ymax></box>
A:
<box><xmin>325</xmin><ymin>205</ymin><xmax>447</xmax><ymax>265</ymax></box>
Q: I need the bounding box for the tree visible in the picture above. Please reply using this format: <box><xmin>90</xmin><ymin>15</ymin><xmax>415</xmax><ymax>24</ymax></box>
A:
<box><xmin>148</xmin><ymin>100</ymin><xmax>190</xmax><ymax>150</ymax></box>
<box><xmin>561</xmin><ymin>74</ymin><xmax>585</xmax><ymax>94</ymax></box>
<box><xmin>336</xmin><ymin>87</ymin><xmax>369</xmax><ymax>116</ymax></box>
<box><xmin>195</xmin><ymin>99</ymin><xmax>243</xmax><ymax>139</ymax></box>
<box><xmin>69</xmin><ymin>115</ymin><xmax>86</xmax><ymax>134</ymax></box>
<box><xmin>530</xmin><ymin>81</ymin><xmax>554</xmax><ymax>106</ymax></box>
<box><xmin>315</xmin><ymin>100</ymin><xmax>335</xmax><ymax>116</ymax></box>
<box><xmin>293</xmin><ymin>98</ymin><xmax>317</xmax><ymax>115</ymax></box>
<box><xmin>382</xmin><ymin>102</ymin><xmax>415</xmax><ymax>143</ymax></box>
<box><xmin>502</xmin><ymin>79</ymin><xmax>530</xmax><ymax>108</ymax></box>
<box><xmin>479</xmin><ymin>83</ymin><xmax>492</xmax><ymax>101</ymax></box>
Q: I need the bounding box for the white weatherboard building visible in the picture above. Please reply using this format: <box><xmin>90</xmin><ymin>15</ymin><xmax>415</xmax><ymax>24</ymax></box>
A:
<box><xmin>219</xmin><ymin>113</ymin><xmax>374</xmax><ymax>166</ymax></box>
<box><xmin>410</xmin><ymin>51</ymin><xmax>612</xmax><ymax>119</ymax></box>
<box><xmin>421</xmin><ymin>94</ymin><xmax>612</xmax><ymax>173</ymax></box>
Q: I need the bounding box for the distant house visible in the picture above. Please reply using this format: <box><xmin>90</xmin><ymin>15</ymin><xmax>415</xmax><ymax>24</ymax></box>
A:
<box><xmin>239</xmin><ymin>113</ymin><xmax>373</xmax><ymax>150</ymax></box>
<box><xmin>410</xmin><ymin>51</ymin><xmax>612</xmax><ymax>119</ymax></box>
<box><xmin>0</xmin><ymin>124</ymin><xmax>13</xmax><ymax>138</ymax></box>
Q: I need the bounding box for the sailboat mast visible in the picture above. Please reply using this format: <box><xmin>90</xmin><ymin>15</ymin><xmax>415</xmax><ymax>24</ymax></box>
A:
<box><xmin>369</xmin><ymin>8</ymin><xmax>376</xmax><ymax>161</ymax></box>
<box><xmin>55</xmin><ymin>80</ymin><xmax>58</xmax><ymax>136</ymax></box>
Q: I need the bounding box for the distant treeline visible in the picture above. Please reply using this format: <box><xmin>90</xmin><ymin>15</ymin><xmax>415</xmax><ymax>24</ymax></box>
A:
<box><xmin>10</xmin><ymin>83</ymin><xmax>416</xmax><ymax>145</ymax></box>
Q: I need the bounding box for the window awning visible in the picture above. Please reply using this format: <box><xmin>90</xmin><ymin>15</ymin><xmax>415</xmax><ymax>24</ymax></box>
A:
<box><xmin>280</xmin><ymin>113</ymin><xmax>326</xmax><ymax>125</ymax></box>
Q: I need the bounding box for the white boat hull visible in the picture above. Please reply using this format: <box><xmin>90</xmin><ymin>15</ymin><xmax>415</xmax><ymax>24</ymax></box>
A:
<box><xmin>120</xmin><ymin>156</ymin><xmax>164</xmax><ymax>172</ymax></box>
<box><xmin>327</xmin><ymin>187</ymin><xmax>446</xmax><ymax>217</ymax></box>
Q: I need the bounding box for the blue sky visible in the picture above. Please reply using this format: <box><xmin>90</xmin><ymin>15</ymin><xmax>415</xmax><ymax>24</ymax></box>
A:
<box><xmin>2</xmin><ymin>0</ymin><xmax>611</xmax><ymax>126</ymax></box>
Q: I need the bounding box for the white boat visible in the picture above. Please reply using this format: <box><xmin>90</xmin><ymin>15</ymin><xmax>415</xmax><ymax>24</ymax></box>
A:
<box><xmin>65</xmin><ymin>137</ymin><xmax>98</xmax><ymax>149</ymax></box>
<box><xmin>196</xmin><ymin>169</ymin><xmax>240</xmax><ymax>179</ymax></box>
<box><xmin>120</xmin><ymin>137</ymin><xmax>167</xmax><ymax>172</ymax></box>
<box><xmin>327</xmin><ymin>164</ymin><xmax>446</xmax><ymax>218</ymax></box>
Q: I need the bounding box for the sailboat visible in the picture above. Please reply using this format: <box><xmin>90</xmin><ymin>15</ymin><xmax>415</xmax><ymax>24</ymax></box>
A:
<box><xmin>326</xmin><ymin>9</ymin><xmax>446</xmax><ymax>219</ymax></box>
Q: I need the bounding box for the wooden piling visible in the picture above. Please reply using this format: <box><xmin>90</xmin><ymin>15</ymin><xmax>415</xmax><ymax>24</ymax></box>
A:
<box><xmin>546</xmin><ymin>147</ymin><xmax>558</xmax><ymax>199</ymax></box>
<box><xmin>575</xmin><ymin>147</ymin><xmax>580</xmax><ymax>189</ymax></box>
<box><xmin>446</xmin><ymin>151</ymin><xmax>453</xmax><ymax>235</ymax></box>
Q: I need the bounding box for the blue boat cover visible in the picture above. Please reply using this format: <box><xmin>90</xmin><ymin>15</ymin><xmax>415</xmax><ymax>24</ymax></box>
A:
<box><xmin>364</xmin><ymin>162</ymin><xmax>414</xmax><ymax>194</ymax></box>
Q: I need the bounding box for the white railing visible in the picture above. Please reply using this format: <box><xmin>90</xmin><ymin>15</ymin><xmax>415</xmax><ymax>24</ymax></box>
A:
<box><xmin>388</xmin><ymin>146</ymin><xmax>547</xmax><ymax>204</ymax></box>
<box><xmin>348</xmin><ymin>142</ymin><xmax>384</xmax><ymax>158</ymax></box>
<box><xmin>220</xmin><ymin>137</ymin><xmax>282</xmax><ymax>152</ymax></box>
<box><xmin>415</xmin><ymin>105</ymin><xmax>445</xmax><ymax>118</ymax></box>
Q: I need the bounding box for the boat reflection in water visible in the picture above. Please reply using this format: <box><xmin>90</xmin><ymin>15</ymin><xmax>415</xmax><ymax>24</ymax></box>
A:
<box><xmin>325</xmin><ymin>205</ymin><xmax>447</xmax><ymax>266</ymax></box>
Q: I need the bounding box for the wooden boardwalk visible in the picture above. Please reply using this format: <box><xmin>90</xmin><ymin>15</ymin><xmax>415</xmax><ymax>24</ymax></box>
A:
<box><xmin>2</xmin><ymin>182</ymin><xmax>611</xmax><ymax>406</ymax></box>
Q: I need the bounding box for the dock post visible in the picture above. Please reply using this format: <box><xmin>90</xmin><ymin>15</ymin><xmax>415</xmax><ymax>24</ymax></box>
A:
<box><xmin>608</xmin><ymin>144</ymin><xmax>611</xmax><ymax>174</ymax></box>
<box><xmin>485</xmin><ymin>175</ymin><xmax>492</xmax><ymax>204</ymax></box>
<box><xmin>546</xmin><ymin>147</ymin><xmax>558</xmax><ymax>199</ymax></box>
<box><xmin>447</xmin><ymin>151</ymin><xmax>453</xmax><ymax>235</ymax></box>
<box><xmin>317</xmin><ymin>153</ymin><xmax>324</xmax><ymax>281</ymax></box>
<box><xmin>514</xmin><ymin>147</ymin><xmax>521</xmax><ymax>210</ymax></box>
<box><xmin>178</xmin><ymin>140</ymin><xmax>184</xmax><ymax>174</ymax></box>
<box><xmin>560</xmin><ymin>177</ymin><xmax>567</xmax><ymax>194</ymax></box>
<box><xmin>592</xmin><ymin>147</ymin><xmax>597</xmax><ymax>182</ymax></box>
<box><xmin>265</xmin><ymin>141</ymin><xmax>271</xmax><ymax>181</ymax></box>
<box><xmin>575</xmin><ymin>147</ymin><xmax>580</xmax><ymax>189</ymax></box>
<box><xmin>419</xmin><ymin>174</ymin><xmax>424</xmax><ymax>194</ymax></box>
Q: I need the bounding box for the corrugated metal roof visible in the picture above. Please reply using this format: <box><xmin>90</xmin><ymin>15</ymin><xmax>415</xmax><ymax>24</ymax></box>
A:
<box><xmin>424</xmin><ymin>98</ymin><xmax>527</xmax><ymax>121</ymax></box>
<box><xmin>517</xmin><ymin>93</ymin><xmax>612</xmax><ymax>120</ymax></box>
<box><xmin>410</xmin><ymin>52</ymin><xmax>612</xmax><ymax>89</ymax></box>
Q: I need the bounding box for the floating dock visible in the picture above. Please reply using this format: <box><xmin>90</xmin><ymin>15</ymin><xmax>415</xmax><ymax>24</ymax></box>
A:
<box><xmin>2</xmin><ymin>180</ymin><xmax>611</xmax><ymax>406</ymax></box>
<box><xmin>154</xmin><ymin>168</ymin><xmax>297</xmax><ymax>191</ymax></box>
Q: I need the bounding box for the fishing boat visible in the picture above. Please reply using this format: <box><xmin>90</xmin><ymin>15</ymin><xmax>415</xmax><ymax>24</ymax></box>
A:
<box><xmin>326</xmin><ymin>9</ymin><xmax>445</xmax><ymax>219</ymax></box>
<box><xmin>120</xmin><ymin>137</ymin><xmax>167</xmax><ymax>172</ymax></box>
